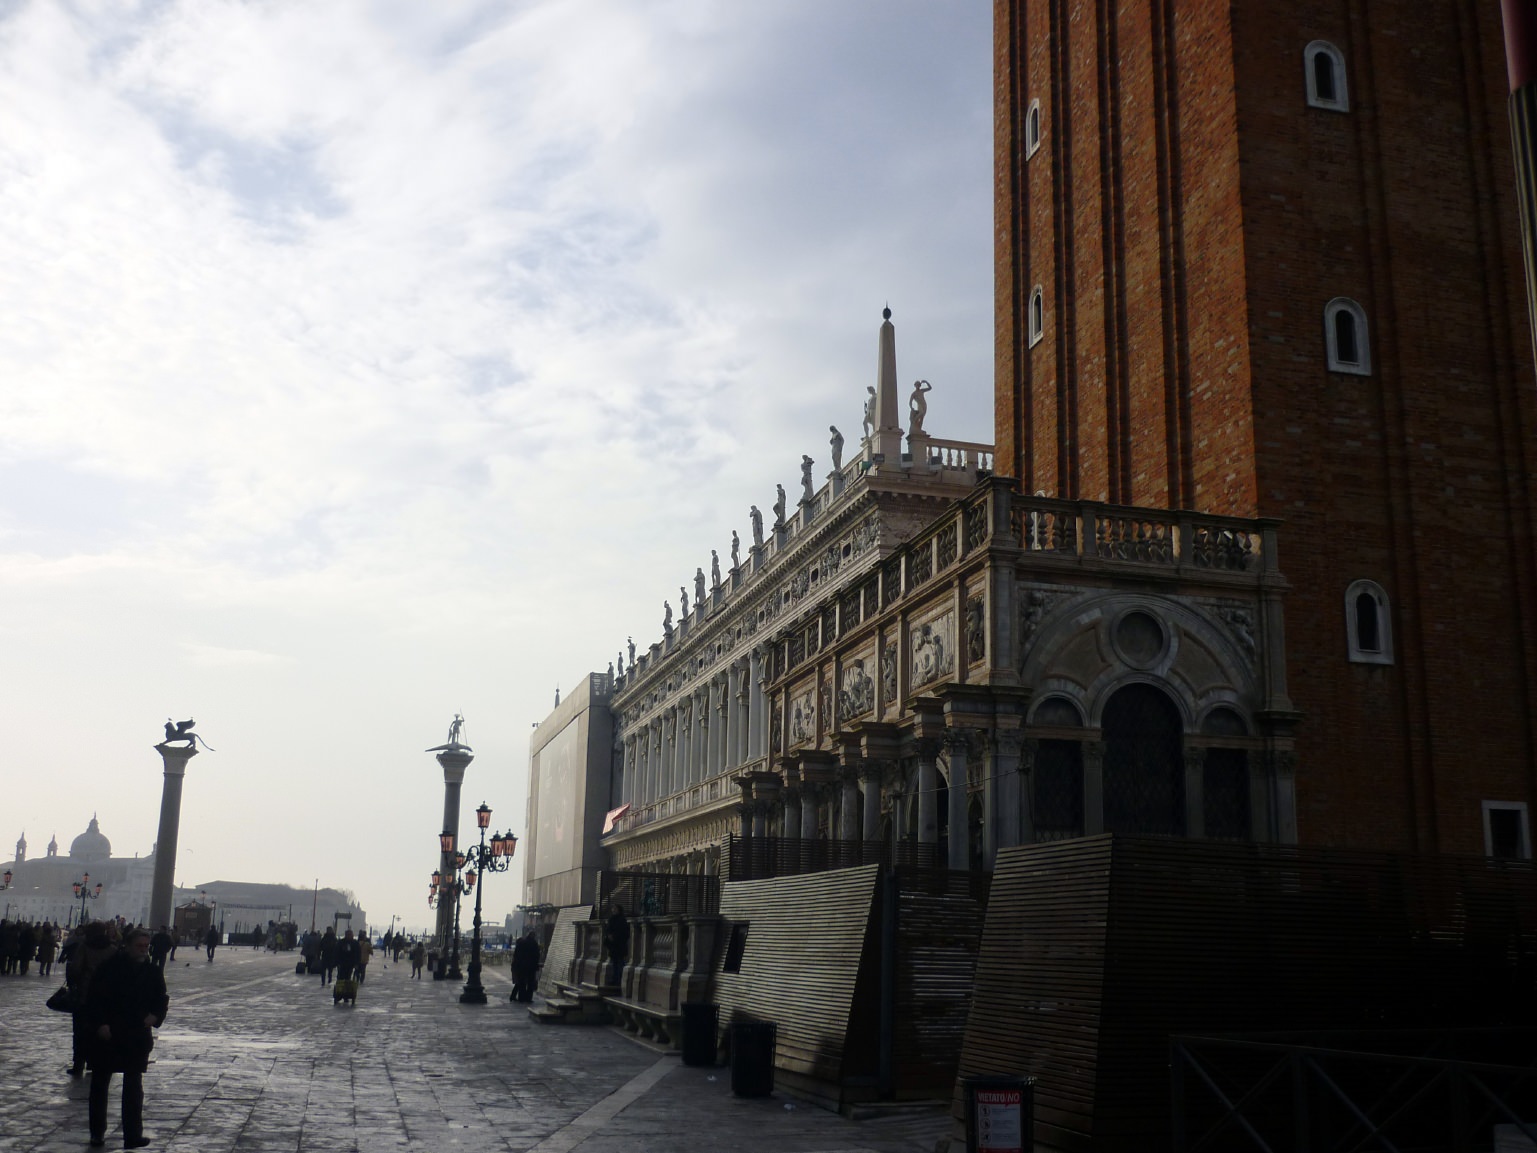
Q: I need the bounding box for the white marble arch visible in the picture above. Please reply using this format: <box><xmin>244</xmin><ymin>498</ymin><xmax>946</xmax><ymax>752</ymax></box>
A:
<box><xmin>1018</xmin><ymin>589</ymin><xmax>1261</xmax><ymax>732</ymax></box>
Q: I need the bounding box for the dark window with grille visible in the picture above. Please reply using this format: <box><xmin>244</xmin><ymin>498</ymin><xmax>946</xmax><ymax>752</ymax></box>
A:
<box><xmin>1033</xmin><ymin>739</ymin><xmax>1084</xmax><ymax>841</ymax></box>
<box><xmin>1102</xmin><ymin>684</ymin><xmax>1185</xmax><ymax>836</ymax></box>
<box><xmin>1203</xmin><ymin>748</ymin><xmax>1250</xmax><ymax>840</ymax></box>
<box><xmin>1334</xmin><ymin>309</ymin><xmax>1359</xmax><ymax>365</ymax></box>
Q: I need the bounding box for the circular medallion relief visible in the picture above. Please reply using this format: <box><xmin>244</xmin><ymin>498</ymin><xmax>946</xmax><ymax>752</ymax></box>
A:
<box><xmin>1114</xmin><ymin>610</ymin><xmax>1167</xmax><ymax>668</ymax></box>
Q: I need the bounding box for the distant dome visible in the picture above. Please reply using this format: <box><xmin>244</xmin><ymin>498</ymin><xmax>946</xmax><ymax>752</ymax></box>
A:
<box><xmin>69</xmin><ymin>817</ymin><xmax>112</xmax><ymax>861</ymax></box>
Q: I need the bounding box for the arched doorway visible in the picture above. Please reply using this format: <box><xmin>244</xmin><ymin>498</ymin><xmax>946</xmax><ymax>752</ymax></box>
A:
<box><xmin>1102</xmin><ymin>683</ymin><xmax>1185</xmax><ymax>836</ymax></box>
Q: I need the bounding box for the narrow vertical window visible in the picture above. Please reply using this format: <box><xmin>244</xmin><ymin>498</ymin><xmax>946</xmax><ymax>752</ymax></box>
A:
<box><xmin>1345</xmin><ymin>579</ymin><xmax>1393</xmax><ymax>664</ymax></box>
<box><xmin>1025</xmin><ymin>99</ymin><xmax>1042</xmax><ymax>157</ymax></box>
<box><xmin>1482</xmin><ymin>802</ymin><xmax>1532</xmax><ymax>860</ymax></box>
<box><xmin>1304</xmin><ymin>41</ymin><xmax>1349</xmax><ymax>111</ymax></box>
<box><xmin>1029</xmin><ymin>286</ymin><xmax>1044</xmax><ymax>347</ymax></box>
<box><xmin>1324</xmin><ymin>298</ymin><xmax>1371</xmax><ymax>374</ymax></box>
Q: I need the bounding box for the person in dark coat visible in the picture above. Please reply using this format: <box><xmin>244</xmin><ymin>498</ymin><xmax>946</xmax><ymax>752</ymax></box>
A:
<box><xmin>318</xmin><ymin>926</ymin><xmax>338</xmax><ymax>985</ymax></box>
<box><xmin>335</xmin><ymin>929</ymin><xmax>361</xmax><ymax>984</ymax></box>
<box><xmin>65</xmin><ymin>923</ymin><xmax>116</xmax><ymax>1079</ymax></box>
<box><xmin>36</xmin><ymin>922</ymin><xmax>58</xmax><ymax>977</ymax></box>
<box><xmin>83</xmin><ymin>927</ymin><xmax>167</xmax><ymax>1148</ymax></box>
<box><xmin>603</xmin><ymin>903</ymin><xmax>629</xmax><ymax>988</ymax></box>
<box><xmin>149</xmin><ymin>927</ymin><xmax>172</xmax><ymax>971</ymax></box>
<box><xmin>509</xmin><ymin>928</ymin><xmax>541</xmax><ymax>1003</ymax></box>
<box><xmin>203</xmin><ymin>923</ymin><xmax>220</xmax><ymax>962</ymax></box>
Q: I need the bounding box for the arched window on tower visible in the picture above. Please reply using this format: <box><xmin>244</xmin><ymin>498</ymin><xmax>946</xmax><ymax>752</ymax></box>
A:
<box><xmin>1304</xmin><ymin>41</ymin><xmax>1349</xmax><ymax>111</ymax></box>
<box><xmin>1029</xmin><ymin>285</ymin><xmax>1044</xmax><ymax>347</ymax></box>
<box><xmin>1025</xmin><ymin>98</ymin><xmax>1042</xmax><ymax>157</ymax></box>
<box><xmin>1345</xmin><ymin>579</ymin><xmax>1393</xmax><ymax>664</ymax></box>
<box><xmin>1324</xmin><ymin>297</ymin><xmax>1371</xmax><ymax>375</ymax></box>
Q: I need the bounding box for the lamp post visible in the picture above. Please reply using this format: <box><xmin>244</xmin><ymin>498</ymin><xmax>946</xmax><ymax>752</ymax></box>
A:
<box><xmin>71</xmin><ymin>874</ymin><xmax>103</xmax><ymax>926</ymax></box>
<box><xmin>458</xmin><ymin>802</ymin><xmax>518</xmax><ymax>1005</ymax></box>
<box><xmin>431</xmin><ymin>835</ymin><xmax>470</xmax><ymax>981</ymax></box>
<box><xmin>2</xmin><ymin>869</ymin><xmax>12</xmax><ymax>920</ymax></box>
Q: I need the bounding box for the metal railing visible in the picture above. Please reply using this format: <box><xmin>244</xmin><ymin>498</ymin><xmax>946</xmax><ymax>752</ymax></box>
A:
<box><xmin>1171</xmin><ymin>1029</ymin><xmax>1537</xmax><ymax>1152</ymax></box>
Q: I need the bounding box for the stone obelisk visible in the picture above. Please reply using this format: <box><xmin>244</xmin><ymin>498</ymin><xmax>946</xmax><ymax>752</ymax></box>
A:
<box><xmin>428</xmin><ymin>716</ymin><xmax>472</xmax><ymax>972</ymax></box>
<box><xmin>149</xmin><ymin>735</ymin><xmax>199</xmax><ymax>930</ymax></box>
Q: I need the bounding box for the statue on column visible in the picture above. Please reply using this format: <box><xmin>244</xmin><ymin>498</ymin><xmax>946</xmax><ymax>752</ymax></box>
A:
<box><xmin>862</xmin><ymin>386</ymin><xmax>877</xmax><ymax>439</ymax></box>
<box><xmin>750</xmin><ymin>507</ymin><xmax>764</xmax><ymax>548</ymax></box>
<box><xmin>908</xmin><ymin>379</ymin><xmax>932</xmax><ymax>437</ymax></box>
<box><xmin>830</xmin><ymin>426</ymin><xmax>844</xmax><ymax>471</ymax></box>
<box><xmin>663</xmin><ymin>602</ymin><xmax>674</xmax><ymax>633</ymax></box>
<box><xmin>161</xmin><ymin>718</ymin><xmax>214</xmax><ymax>750</ymax></box>
<box><xmin>800</xmin><ymin>455</ymin><xmax>815</xmax><ymax>504</ymax></box>
<box><xmin>711</xmin><ymin>550</ymin><xmax>721</xmax><ymax>588</ymax></box>
<box><xmin>628</xmin><ymin>636</ymin><xmax>636</xmax><ymax>666</ymax></box>
<box><xmin>773</xmin><ymin>484</ymin><xmax>787</xmax><ymax>528</ymax></box>
<box><xmin>694</xmin><ymin>567</ymin><xmax>706</xmax><ymax>606</ymax></box>
<box><xmin>617</xmin><ymin>651</ymin><xmax>625</xmax><ymax>676</ymax></box>
<box><xmin>731</xmin><ymin>530</ymin><xmax>741</xmax><ymax>570</ymax></box>
<box><xmin>679</xmin><ymin>586</ymin><xmax>690</xmax><ymax>618</ymax></box>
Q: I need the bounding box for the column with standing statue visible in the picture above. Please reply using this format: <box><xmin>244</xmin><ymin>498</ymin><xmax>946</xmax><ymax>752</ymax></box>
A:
<box><xmin>427</xmin><ymin>715</ymin><xmax>472</xmax><ymax>979</ymax></box>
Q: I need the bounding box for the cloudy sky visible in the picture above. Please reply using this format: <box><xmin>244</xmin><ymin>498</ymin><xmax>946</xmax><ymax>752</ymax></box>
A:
<box><xmin>0</xmin><ymin>1</ymin><xmax>993</xmax><ymax>931</ymax></box>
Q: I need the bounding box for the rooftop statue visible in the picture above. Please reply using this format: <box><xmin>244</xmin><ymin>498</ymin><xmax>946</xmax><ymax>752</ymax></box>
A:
<box><xmin>800</xmin><ymin>455</ymin><xmax>815</xmax><ymax>504</ymax></box>
<box><xmin>426</xmin><ymin>713</ymin><xmax>470</xmax><ymax>753</ymax></box>
<box><xmin>694</xmin><ymin>567</ymin><xmax>706</xmax><ymax>605</ymax></box>
<box><xmin>863</xmin><ymin>386</ymin><xmax>877</xmax><ymax>438</ymax></box>
<box><xmin>773</xmin><ymin>484</ymin><xmax>787</xmax><ymax>527</ymax></box>
<box><xmin>909</xmin><ymin>379</ymin><xmax>932</xmax><ymax>437</ymax></box>
<box><xmin>162</xmin><ymin>717</ymin><xmax>214</xmax><ymax>750</ymax></box>
<box><xmin>663</xmin><ymin>601</ymin><xmax>674</xmax><ymax>631</ymax></box>
<box><xmin>628</xmin><ymin>636</ymin><xmax>636</xmax><ymax>666</ymax></box>
<box><xmin>711</xmin><ymin>550</ymin><xmax>721</xmax><ymax>588</ymax></box>
<box><xmin>731</xmin><ymin>530</ymin><xmax>741</xmax><ymax>569</ymax></box>
<box><xmin>750</xmin><ymin>506</ymin><xmax>764</xmax><ymax>548</ymax></box>
<box><xmin>830</xmin><ymin>426</ymin><xmax>844</xmax><ymax>471</ymax></box>
<box><xmin>679</xmin><ymin>585</ymin><xmax>690</xmax><ymax>617</ymax></box>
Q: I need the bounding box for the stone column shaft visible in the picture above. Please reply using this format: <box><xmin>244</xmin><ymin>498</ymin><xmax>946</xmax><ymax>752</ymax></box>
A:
<box><xmin>917</xmin><ymin>749</ymin><xmax>939</xmax><ymax>844</ymax></box>
<box><xmin>149</xmin><ymin>743</ymin><xmax>198</xmax><ymax>931</ymax></box>
<box><xmin>947</xmin><ymin>739</ymin><xmax>969</xmax><ymax>870</ymax></box>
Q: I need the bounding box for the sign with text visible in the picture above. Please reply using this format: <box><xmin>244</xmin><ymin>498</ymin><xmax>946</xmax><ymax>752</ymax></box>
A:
<box><xmin>974</xmin><ymin>1086</ymin><xmax>1023</xmax><ymax>1152</ymax></box>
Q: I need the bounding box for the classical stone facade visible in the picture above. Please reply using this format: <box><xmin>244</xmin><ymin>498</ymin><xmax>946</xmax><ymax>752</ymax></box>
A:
<box><xmin>603</xmin><ymin>313</ymin><xmax>1294</xmax><ymax>876</ymax></box>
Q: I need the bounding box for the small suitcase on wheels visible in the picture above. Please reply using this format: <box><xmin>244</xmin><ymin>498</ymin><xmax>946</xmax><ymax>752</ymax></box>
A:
<box><xmin>333</xmin><ymin>977</ymin><xmax>359</xmax><ymax>1005</ymax></box>
<box><xmin>295</xmin><ymin>960</ymin><xmax>306</xmax><ymax>975</ymax></box>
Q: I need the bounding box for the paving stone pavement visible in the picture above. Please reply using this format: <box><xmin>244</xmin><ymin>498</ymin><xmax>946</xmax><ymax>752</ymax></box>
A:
<box><xmin>0</xmin><ymin>950</ymin><xmax>952</xmax><ymax>1152</ymax></box>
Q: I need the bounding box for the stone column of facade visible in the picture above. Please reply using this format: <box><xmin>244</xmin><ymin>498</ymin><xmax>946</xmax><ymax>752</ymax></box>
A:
<box><xmin>916</xmin><ymin>739</ymin><xmax>940</xmax><ymax>844</ymax></box>
<box><xmin>696</xmin><ymin>693</ymin><xmax>710</xmax><ymax>782</ymax></box>
<box><xmin>996</xmin><ymin>732</ymin><xmax>1025</xmax><ymax>851</ymax></box>
<box><xmin>945</xmin><ymin>732</ymin><xmax>970</xmax><ymax>869</ymax></box>
<box><xmin>736</xmin><ymin>668</ymin><xmax>751</xmax><ymax>766</ymax></box>
<box><xmin>748</xmin><ymin>650</ymin><xmax>766</xmax><ymax>758</ymax></box>
<box><xmin>1083</xmin><ymin>740</ymin><xmax>1106</xmax><ymax>836</ymax></box>
<box><xmin>783</xmin><ymin>773</ymin><xmax>803</xmax><ymax>840</ymax></box>
<box><xmin>648</xmin><ymin>722</ymin><xmax>661</xmax><ymax>803</ymax></box>
<box><xmin>837</xmin><ymin>766</ymin><xmax>860</xmax><ymax>840</ymax></box>
<box><xmin>717</xmin><ymin>680</ymin><xmax>731</xmax><ymax>770</ymax></box>
<box><xmin>433</xmin><ymin>743</ymin><xmax>473</xmax><ymax>953</ymax></box>
<box><xmin>149</xmin><ymin>741</ymin><xmax>198</xmax><ymax>931</ymax></box>
<box><xmin>801</xmin><ymin>784</ymin><xmax>820</xmax><ymax>841</ymax></box>
<box><xmin>751</xmin><ymin>799</ymin><xmax>769</xmax><ymax>838</ymax></box>
<box><xmin>680</xmin><ymin>706</ymin><xmax>692</xmax><ymax>792</ymax></box>
<box><xmin>859</xmin><ymin>762</ymin><xmax>883</xmax><ymax>842</ymax></box>
<box><xmin>1183</xmin><ymin>745</ymin><xmax>1207</xmax><ymax>839</ymax></box>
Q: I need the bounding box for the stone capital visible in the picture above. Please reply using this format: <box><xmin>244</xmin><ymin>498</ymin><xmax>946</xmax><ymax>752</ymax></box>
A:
<box><xmin>153</xmin><ymin>743</ymin><xmax>198</xmax><ymax>777</ymax></box>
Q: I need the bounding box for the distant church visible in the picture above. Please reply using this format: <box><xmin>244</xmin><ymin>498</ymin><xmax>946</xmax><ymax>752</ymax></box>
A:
<box><xmin>3</xmin><ymin>819</ymin><xmax>156</xmax><ymax>925</ymax></box>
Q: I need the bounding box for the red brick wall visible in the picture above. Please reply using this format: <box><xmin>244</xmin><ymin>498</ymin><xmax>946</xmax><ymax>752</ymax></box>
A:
<box><xmin>995</xmin><ymin>0</ymin><xmax>1537</xmax><ymax>856</ymax></box>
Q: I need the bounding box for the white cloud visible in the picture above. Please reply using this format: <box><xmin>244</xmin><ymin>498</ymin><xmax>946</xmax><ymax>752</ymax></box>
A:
<box><xmin>0</xmin><ymin>0</ymin><xmax>991</xmax><ymax>927</ymax></box>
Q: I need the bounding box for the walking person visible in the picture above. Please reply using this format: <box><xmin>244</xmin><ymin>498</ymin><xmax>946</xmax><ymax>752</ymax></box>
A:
<box><xmin>83</xmin><ymin>927</ymin><xmax>168</xmax><ymax>1148</ymax></box>
<box><xmin>203</xmin><ymin>923</ymin><xmax>219</xmax><ymax>962</ymax></box>
<box><xmin>149</xmin><ymin>926</ymin><xmax>172</xmax><ymax>971</ymax></box>
<box><xmin>37</xmin><ymin>922</ymin><xmax>58</xmax><ymax>977</ymax></box>
<box><xmin>336</xmin><ymin>929</ymin><xmax>361</xmax><ymax>984</ymax></box>
<box><xmin>603</xmin><ymin>903</ymin><xmax>629</xmax><ymax>989</ymax></box>
<box><xmin>318</xmin><ymin>926</ymin><xmax>338</xmax><ymax>985</ymax></box>
<box><xmin>356</xmin><ymin>934</ymin><xmax>372</xmax><ymax>983</ymax></box>
<box><xmin>510</xmin><ymin>928</ymin><xmax>540</xmax><ymax>1003</ymax></box>
<box><xmin>65</xmin><ymin>923</ymin><xmax>116</xmax><ymax>1080</ymax></box>
<box><xmin>409</xmin><ymin>940</ymin><xmax>425</xmax><ymax>979</ymax></box>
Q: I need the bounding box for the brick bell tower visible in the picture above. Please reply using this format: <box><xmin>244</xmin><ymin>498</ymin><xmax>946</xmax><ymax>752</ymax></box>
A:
<box><xmin>994</xmin><ymin>0</ymin><xmax>1537</xmax><ymax>857</ymax></box>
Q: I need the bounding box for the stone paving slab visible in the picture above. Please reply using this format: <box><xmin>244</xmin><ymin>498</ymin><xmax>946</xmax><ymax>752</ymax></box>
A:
<box><xmin>0</xmin><ymin>950</ymin><xmax>949</xmax><ymax>1152</ymax></box>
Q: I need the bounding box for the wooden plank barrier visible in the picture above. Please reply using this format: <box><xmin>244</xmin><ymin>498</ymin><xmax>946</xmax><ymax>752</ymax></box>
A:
<box><xmin>955</xmin><ymin>836</ymin><xmax>1537</xmax><ymax>1151</ymax></box>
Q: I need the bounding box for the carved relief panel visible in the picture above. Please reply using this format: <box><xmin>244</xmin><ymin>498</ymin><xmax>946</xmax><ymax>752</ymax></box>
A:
<box><xmin>909</xmin><ymin>609</ymin><xmax>956</xmax><ymax>690</ymax></box>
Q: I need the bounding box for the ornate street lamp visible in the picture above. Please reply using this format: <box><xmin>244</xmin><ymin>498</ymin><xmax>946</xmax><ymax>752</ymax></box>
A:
<box><xmin>71</xmin><ymin>874</ymin><xmax>103</xmax><ymax>926</ymax></box>
<box><xmin>459</xmin><ymin>802</ymin><xmax>518</xmax><ymax>1005</ymax></box>
<box><xmin>2</xmin><ymin>869</ymin><xmax>12</xmax><ymax>920</ymax></box>
<box><xmin>433</xmin><ymin>832</ymin><xmax>470</xmax><ymax>981</ymax></box>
